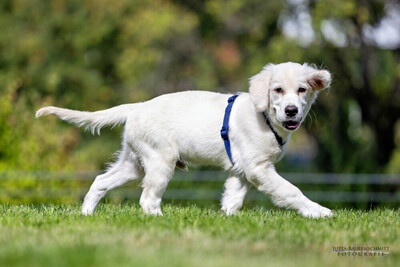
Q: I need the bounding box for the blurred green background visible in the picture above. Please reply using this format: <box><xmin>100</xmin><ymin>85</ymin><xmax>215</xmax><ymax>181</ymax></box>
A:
<box><xmin>0</xmin><ymin>0</ymin><xmax>399</xmax><ymax>205</ymax></box>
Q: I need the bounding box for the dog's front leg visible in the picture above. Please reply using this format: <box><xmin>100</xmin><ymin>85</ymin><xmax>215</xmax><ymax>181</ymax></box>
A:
<box><xmin>247</xmin><ymin>166</ymin><xmax>333</xmax><ymax>218</ymax></box>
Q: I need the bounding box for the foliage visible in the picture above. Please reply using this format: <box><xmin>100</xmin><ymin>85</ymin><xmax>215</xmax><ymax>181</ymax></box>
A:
<box><xmin>0</xmin><ymin>0</ymin><xmax>399</xmax><ymax>174</ymax></box>
<box><xmin>0</xmin><ymin>204</ymin><xmax>399</xmax><ymax>267</ymax></box>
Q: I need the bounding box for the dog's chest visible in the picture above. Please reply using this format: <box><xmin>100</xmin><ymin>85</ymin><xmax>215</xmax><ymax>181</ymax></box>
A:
<box><xmin>271</xmin><ymin>145</ymin><xmax>287</xmax><ymax>163</ymax></box>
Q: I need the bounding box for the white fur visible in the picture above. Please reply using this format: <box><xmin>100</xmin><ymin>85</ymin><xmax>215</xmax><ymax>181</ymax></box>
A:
<box><xmin>36</xmin><ymin>62</ymin><xmax>333</xmax><ymax>218</ymax></box>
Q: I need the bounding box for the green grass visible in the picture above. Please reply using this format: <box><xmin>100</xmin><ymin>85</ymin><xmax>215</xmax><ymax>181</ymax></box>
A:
<box><xmin>0</xmin><ymin>204</ymin><xmax>398</xmax><ymax>267</ymax></box>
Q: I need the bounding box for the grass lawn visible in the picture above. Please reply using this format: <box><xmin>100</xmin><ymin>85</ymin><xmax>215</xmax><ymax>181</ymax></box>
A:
<box><xmin>0</xmin><ymin>203</ymin><xmax>398</xmax><ymax>267</ymax></box>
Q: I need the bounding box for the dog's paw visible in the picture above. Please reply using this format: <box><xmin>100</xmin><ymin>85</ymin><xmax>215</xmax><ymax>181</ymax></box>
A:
<box><xmin>221</xmin><ymin>207</ymin><xmax>238</xmax><ymax>216</ymax></box>
<box><xmin>140</xmin><ymin>205</ymin><xmax>163</xmax><ymax>216</ymax></box>
<box><xmin>82</xmin><ymin>207</ymin><xmax>94</xmax><ymax>216</ymax></box>
<box><xmin>140</xmin><ymin>199</ymin><xmax>163</xmax><ymax>216</ymax></box>
<box><xmin>82</xmin><ymin>202</ymin><xmax>96</xmax><ymax>215</ymax></box>
<box><xmin>299</xmin><ymin>203</ymin><xmax>333</xmax><ymax>218</ymax></box>
<box><xmin>143</xmin><ymin>208</ymin><xmax>163</xmax><ymax>216</ymax></box>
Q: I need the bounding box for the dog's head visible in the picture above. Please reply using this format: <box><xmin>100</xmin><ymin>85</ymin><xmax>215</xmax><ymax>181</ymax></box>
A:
<box><xmin>249</xmin><ymin>62</ymin><xmax>331</xmax><ymax>131</ymax></box>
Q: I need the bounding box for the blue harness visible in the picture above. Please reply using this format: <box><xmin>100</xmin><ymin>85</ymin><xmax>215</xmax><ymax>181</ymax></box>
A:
<box><xmin>220</xmin><ymin>94</ymin><xmax>285</xmax><ymax>165</ymax></box>
<box><xmin>220</xmin><ymin>95</ymin><xmax>239</xmax><ymax>164</ymax></box>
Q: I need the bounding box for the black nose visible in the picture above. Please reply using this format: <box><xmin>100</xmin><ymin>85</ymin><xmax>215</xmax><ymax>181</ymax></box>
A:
<box><xmin>285</xmin><ymin>105</ymin><xmax>298</xmax><ymax>117</ymax></box>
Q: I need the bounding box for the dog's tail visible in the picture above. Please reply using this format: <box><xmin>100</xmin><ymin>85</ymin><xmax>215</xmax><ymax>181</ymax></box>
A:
<box><xmin>35</xmin><ymin>104</ymin><xmax>135</xmax><ymax>134</ymax></box>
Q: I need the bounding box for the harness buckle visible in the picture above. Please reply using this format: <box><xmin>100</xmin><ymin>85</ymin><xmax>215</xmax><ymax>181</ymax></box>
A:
<box><xmin>220</xmin><ymin>128</ymin><xmax>229</xmax><ymax>140</ymax></box>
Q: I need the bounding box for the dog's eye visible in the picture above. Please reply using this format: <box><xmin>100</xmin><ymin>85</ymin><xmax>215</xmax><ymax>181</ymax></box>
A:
<box><xmin>298</xmin><ymin>87</ymin><xmax>306</xmax><ymax>93</ymax></box>
<box><xmin>274</xmin><ymin>88</ymin><xmax>283</xmax><ymax>93</ymax></box>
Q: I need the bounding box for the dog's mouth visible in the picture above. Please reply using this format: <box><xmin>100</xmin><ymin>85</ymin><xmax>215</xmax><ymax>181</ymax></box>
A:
<box><xmin>283</xmin><ymin>120</ymin><xmax>300</xmax><ymax>130</ymax></box>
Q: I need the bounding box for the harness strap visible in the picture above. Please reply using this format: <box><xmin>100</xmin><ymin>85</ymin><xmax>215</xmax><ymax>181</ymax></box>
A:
<box><xmin>220</xmin><ymin>94</ymin><xmax>239</xmax><ymax>165</ymax></box>
<box><xmin>262</xmin><ymin>112</ymin><xmax>286</xmax><ymax>146</ymax></box>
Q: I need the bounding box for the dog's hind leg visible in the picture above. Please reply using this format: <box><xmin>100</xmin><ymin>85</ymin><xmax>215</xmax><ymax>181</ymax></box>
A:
<box><xmin>82</xmin><ymin>148</ymin><xmax>143</xmax><ymax>215</ymax></box>
<box><xmin>139</xmin><ymin>151</ymin><xmax>176</xmax><ymax>216</ymax></box>
<box><xmin>221</xmin><ymin>175</ymin><xmax>250</xmax><ymax>215</ymax></box>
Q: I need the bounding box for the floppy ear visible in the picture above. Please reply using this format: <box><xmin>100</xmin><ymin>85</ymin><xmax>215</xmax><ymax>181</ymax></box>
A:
<box><xmin>249</xmin><ymin>66</ymin><xmax>273</xmax><ymax>112</ymax></box>
<box><xmin>307</xmin><ymin>70</ymin><xmax>331</xmax><ymax>91</ymax></box>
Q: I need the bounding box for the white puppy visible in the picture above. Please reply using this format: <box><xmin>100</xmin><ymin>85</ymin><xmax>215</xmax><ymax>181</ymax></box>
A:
<box><xmin>36</xmin><ymin>62</ymin><xmax>333</xmax><ymax>218</ymax></box>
